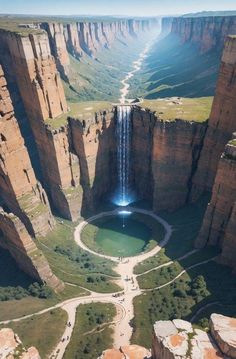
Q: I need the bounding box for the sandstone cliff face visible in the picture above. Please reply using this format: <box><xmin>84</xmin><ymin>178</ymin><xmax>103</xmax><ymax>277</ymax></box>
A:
<box><xmin>131</xmin><ymin>106</ymin><xmax>207</xmax><ymax>211</ymax></box>
<box><xmin>152</xmin><ymin>119</ymin><xmax>207</xmax><ymax>212</ymax></box>
<box><xmin>152</xmin><ymin>317</ymin><xmax>226</xmax><ymax>359</ymax></box>
<box><xmin>3</xmin><ymin>30</ymin><xmax>68</xmax><ymax>122</ymax></box>
<box><xmin>0</xmin><ymin>328</ymin><xmax>41</xmax><ymax>359</ymax></box>
<box><xmin>191</xmin><ymin>35</ymin><xmax>236</xmax><ymax>200</ymax></box>
<box><xmin>195</xmin><ymin>141</ymin><xmax>236</xmax><ymax>270</ymax></box>
<box><xmin>0</xmin><ymin>30</ymin><xmax>84</xmax><ymax>221</ymax></box>
<box><xmin>42</xmin><ymin>18</ymin><xmax>158</xmax><ymax>66</ymax></box>
<box><xmin>160</xmin><ymin>17</ymin><xmax>174</xmax><ymax>37</ymax></box>
<box><xmin>131</xmin><ymin>108</ymin><xmax>156</xmax><ymax>203</ymax></box>
<box><xmin>0</xmin><ymin>208</ymin><xmax>63</xmax><ymax>291</ymax></box>
<box><xmin>70</xmin><ymin>108</ymin><xmax>117</xmax><ymax>213</ymax></box>
<box><xmin>0</xmin><ymin>64</ymin><xmax>54</xmax><ymax>237</ymax></box>
<box><xmin>99</xmin><ymin>345</ymin><xmax>151</xmax><ymax>359</ymax></box>
<box><xmin>171</xmin><ymin>16</ymin><xmax>236</xmax><ymax>53</ymax></box>
<box><xmin>41</xmin><ymin>22</ymin><xmax>70</xmax><ymax>81</ymax></box>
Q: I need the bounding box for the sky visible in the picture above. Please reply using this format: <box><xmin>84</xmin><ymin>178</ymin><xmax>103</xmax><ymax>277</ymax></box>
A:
<box><xmin>0</xmin><ymin>0</ymin><xmax>236</xmax><ymax>16</ymax></box>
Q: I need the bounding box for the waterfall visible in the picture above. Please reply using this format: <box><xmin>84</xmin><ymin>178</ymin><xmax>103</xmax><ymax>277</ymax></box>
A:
<box><xmin>114</xmin><ymin>105</ymin><xmax>132</xmax><ymax>206</ymax></box>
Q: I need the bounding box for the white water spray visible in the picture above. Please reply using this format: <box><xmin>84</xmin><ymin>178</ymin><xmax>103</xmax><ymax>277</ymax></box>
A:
<box><xmin>114</xmin><ymin>106</ymin><xmax>132</xmax><ymax>207</ymax></box>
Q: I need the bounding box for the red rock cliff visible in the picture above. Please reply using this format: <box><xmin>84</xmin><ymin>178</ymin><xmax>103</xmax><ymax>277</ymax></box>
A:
<box><xmin>171</xmin><ymin>16</ymin><xmax>236</xmax><ymax>53</ymax></box>
<box><xmin>195</xmin><ymin>141</ymin><xmax>236</xmax><ymax>271</ymax></box>
<box><xmin>0</xmin><ymin>64</ymin><xmax>54</xmax><ymax>237</ymax></box>
<box><xmin>0</xmin><ymin>208</ymin><xmax>63</xmax><ymax>290</ymax></box>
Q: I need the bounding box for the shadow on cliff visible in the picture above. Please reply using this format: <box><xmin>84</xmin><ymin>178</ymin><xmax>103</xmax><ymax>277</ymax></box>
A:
<box><xmin>70</xmin><ymin>112</ymin><xmax>117</xmax><ymax>218</ymax></box>
<box><xmin>0</xmin><ymin>248</ymin><xmax>34</xmax><ymax>288</ymax></box>
<box><xmin>140</xmin><ymin>34</ymin><xmax>221</xmax><ymax>99</ymax></box>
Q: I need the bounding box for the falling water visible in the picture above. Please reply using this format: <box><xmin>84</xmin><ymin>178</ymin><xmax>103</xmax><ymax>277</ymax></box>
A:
<box><xmin>113</xmin><ymin>105</ymin><xmax>132</xmax><ymax>207</ymax></box>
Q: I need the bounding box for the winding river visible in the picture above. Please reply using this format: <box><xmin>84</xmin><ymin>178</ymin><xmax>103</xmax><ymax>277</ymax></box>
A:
<box><xmin>119</xmin><ymin>42</ymin><xmax>152</xmax><ymax>103</ymax></box>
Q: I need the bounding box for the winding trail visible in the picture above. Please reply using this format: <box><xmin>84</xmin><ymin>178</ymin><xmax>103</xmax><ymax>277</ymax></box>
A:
<box><xmin>0</xmin><ymin>208</ymin><xmax>218</xmax><ymax>359</ymax></box>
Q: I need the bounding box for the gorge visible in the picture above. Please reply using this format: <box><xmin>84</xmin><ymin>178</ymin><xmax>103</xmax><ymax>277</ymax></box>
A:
<box><xmin>0</xmin><ymin>9</ymin><xmax>236</xmax><ymax>359</ymax></box>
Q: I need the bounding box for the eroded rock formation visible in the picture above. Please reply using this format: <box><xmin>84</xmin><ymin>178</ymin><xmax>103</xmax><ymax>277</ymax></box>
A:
<box><xmin>0</xmin><ymin>208</ymin><xmax>63</xmax><ymax>290</ymax></box>
<box><xmin>0</xmin><ymin>327</ymin><xmax>41</xmax><ymax>359</ymax></box>
<box><xmin>171</xmin><ymin>16</ymin><xmax>236</xmax><ymax>53</ymax></box>
<box><xmin>210</xmin><ymin>313</ymin><xmax>236</xmax><ymax>358</ymax></box>
<box><xmin>196</xmin><ymin>140</ymin><xmax>236</xmax><ymax>269</ymax></box>
<box><xmin>99</xmin><ymin>345</ymin><xmax>151</xmax><ymax>359</ymax></box>
<box><xmin>0</xmin><ymin>64</ymin><xmax>54</xmax><ymax>237</ymax></box>
<box><xmin>131</xmin><ymin>105</ymin><xmax>208</xmax><ymax>211</ymax></box>
<box><xmin>191</xmin><ymin>36</ymin><xmax>236</xmax><ymax>200</ymax></box>
<box><xmin>69</xmin><ymin>108</ymin><xmax>117</xmax><ymax>213</ymax></box>
<box><xmin>152</xmin><ymin>316</ymin><xmax>231</xmax><ymax>358</ymax></box>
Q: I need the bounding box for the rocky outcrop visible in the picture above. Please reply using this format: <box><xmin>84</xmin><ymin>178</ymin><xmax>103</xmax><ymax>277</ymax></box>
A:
<box><xmin>171</xmin><ymin>16</ymin><xmax>236</xmax><ymax>53</ymax></box>
<box><xmin>152</xmin><ymin>317</ymin><xmax>226</xmax><ymax>358</ymax></box>
<box><xmin>0</xmin><ymin>64</ymin><xmax>54</xmax><ymax>237</ymax></box>
<box><xmin>191</xmin><ymin>35</ymin><xmax>236</xmax><ymax>200</ymax></box>
<box><xmin>0</xmin><ymin>327</ymin><xmax>41</xmax><ymax>359</ymax></box>
<box><xmin>99</xmin><ymin>345</ymin><xmax>151</xmax><ymax>359</ymax></box>
<box><xmin>210</xmin><ymin>313</ymin><xmax>236</xmax><ymax>358</ymax></box>
<box><xmin>0</xmin><ymin>208</ymin><xmax>63</xmax><ymax>290</ymax></box>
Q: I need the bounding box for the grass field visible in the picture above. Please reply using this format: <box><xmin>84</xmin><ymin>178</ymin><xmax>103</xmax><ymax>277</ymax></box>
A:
<box><xmin>141</xmin><ymin>97</ymin><xmax>213</xmax><ymax>122</ymax></box>
<box><xmin>81</xmin><ymin>213</ymin><xmax>165</xmax><ymax>257</ymax></box>
<box><xmin>129</xmin><ymin>33</ymin><xmax>220</xmax><ymax>99</ymax></box>
<box><xmin>36</xmin><ymin>218</ymin><xmax>121</xmax><ymax>293</ymax></box>
<box><xmin>1</xmin><ymin>309</ymin><xmax>67</xmax><ymax>358</ymax></box>
<box><xmin>64</xmin><ymin>302</ymin><xmax>116</xmax><ymax>359</ymax></box>
<box><xmin>134</xmin><ymin>196</ymin><xmax>209</xmax><ymax>274</ymax></box>
<box><xmin>132</xmin><ymin>261</ymin><xmax>236</xmax><ymax>348</ymax></box>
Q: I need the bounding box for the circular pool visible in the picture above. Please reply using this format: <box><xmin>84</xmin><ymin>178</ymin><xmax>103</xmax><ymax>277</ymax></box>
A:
<box><xmin>81</xmin><ymin>212</ymin><xmax>165</xmax><ymax>257</ymax></box>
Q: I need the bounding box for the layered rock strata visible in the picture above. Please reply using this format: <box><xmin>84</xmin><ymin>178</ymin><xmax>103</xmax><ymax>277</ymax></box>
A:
<box><xmin>171</xmin><ymin>16</ymin><xmax>236</xmax><ymax>53</ymax></box>
<box><xmin>0</xmin><ymin>64</ymin><xmax>54</xmax><ymax>237</ymax></box>
<box><xmin>0</xmin><ymin>208</ymin><xmax>63</xmax><ymax>290</ymax></box>
<box><xmin>191</xmin><ymin>35</ymin><xmax>236</xmax><ymax>200</ymax></box>
<box><xmin>195</xmin><ymin>141</ymin><xmax>236</xmax><ymax>270</ymax></box>
<box><xmin>160</xmin><ymin>17</ymin><xmax>174</xmax><ymax>37</ymax></box>
<box><xmin>40</xmin><ymin>22</ymin><xmax>70</xmax><ymax>81</ymax></box>
<box><xmin>0</xmin><ymin>328</ymin><xmax>41</xmax><ymax>359</ymax></box>
<box><xmin>69</xmin><ymin>108</ymin><xmax>117</xmax><ymax>213</ymax></box>
<box><xmin>0</xmin><ymin>30</ymin><xmax>85</xmax><ymax>220</ymax></box>
<box><xmin>132</xmin><ymin>106</ymin><xmax>207</xmax><ymax>211</ymax></box>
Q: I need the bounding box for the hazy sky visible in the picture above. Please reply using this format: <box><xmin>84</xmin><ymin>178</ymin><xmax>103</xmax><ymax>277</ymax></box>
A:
<box><xmin>1</xmin><ymin>0</ymin><xmax>236</xmax><ymax>16</ymax></box>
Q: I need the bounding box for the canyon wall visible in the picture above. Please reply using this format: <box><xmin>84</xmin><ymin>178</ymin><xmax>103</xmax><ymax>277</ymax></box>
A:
<box><xmin>0</xmin><ymin>208</ymin><xmax>63</xmax><ymax>290</ymax></box>
<box><xmin>132</xmin><ymin>106</ymin><xmax>207</xmax><ymax>211</ymax></box>
<box><xmin>0</xmin><ymin>29</ymin><xmax>85</xmax><ymax>221</ymax></box>
<box><xmin>160</xmin><ymin>17</ymin><xmax>174</xmax><ymax>37</ymax></box>
<box><xmin>0</xmin><ymin>64</ymin><xmax>54</xmax><ymax>237</ymax></box>
<box><xmin>40</xmin><ymin>18</ymin><xmax>159</xmax><ymax>80</ymax></box>
<box><xmin>171</xmin><ymin>15</ymin><xmax>236</xmax><ymax>53</ymax></box>
<box><xmin>69</xmin><ymin>108</ymin><xmax>117</xmax><ymax>213</ymax></box>
<box><xmin>191</xmin><ymin>35</ymin><xmax>236</xmax><ymax>199</ymax></box>
<box><xmin>196</xmin><ymin>141</ymin><xmax>236</xmax><ymax>271</ymax></box>
<box><xmin>193</xmin><ymin>36</ymin><xmax>236</xmax><ymax>272</ymax></box>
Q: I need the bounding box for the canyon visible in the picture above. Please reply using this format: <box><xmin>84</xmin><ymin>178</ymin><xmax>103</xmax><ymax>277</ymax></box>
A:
<box><xmin>0</xmin><ymin>10</ymin><xmax>235</xmax><ymax>359</ymax></box>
